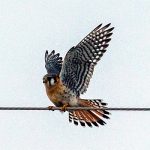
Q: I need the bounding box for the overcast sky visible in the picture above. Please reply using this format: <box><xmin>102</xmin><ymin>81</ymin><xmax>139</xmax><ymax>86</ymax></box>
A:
<box><xmin>0</xmin><ymin>0</ymin><xmax>150</xmax><ymax>150</ymax></box>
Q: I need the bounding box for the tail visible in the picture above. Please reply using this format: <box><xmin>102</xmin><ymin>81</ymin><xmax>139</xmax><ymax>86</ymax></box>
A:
<box><xmin>69</xmin><ymin>99</ymin><xmax>110</xmax><ymax>127</ymax></box>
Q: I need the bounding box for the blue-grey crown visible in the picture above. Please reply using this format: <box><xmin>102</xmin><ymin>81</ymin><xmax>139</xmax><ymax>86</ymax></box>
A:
<box><xmin>45</xmin><ymin>50</ymin><xmax>62</xmax><ymax>76</ymax></box>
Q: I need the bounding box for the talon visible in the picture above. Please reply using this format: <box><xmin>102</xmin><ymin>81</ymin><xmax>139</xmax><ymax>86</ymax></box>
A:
<box><xmin>48</xmin><ymin>106</ymin><xmax>54</xmax><ymax>111</ymax></box>
<box><xmin>61</xmin><ymin>104</ymin><xmax>69</xmax><ymax>112</ymax></box>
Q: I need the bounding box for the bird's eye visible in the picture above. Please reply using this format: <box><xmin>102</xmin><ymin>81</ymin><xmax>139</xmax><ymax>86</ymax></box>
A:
<box><xmin>47</xmin><ymin>77</ymin><xmax>56</xmax><ymax>86</ymax></box>
<box><xmin>50</xmin><ymin>78</ymin><xmax>55</xmax><ymax>85</ymax></box>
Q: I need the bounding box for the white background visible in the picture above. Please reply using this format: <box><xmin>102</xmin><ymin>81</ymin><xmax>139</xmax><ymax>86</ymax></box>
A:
<box><xmin>0</xmin><ymin>0</ymin><xmax>150</xmax><ymax>150</ymax></box>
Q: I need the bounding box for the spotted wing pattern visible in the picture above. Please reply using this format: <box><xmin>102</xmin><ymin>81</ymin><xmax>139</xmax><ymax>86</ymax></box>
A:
<box><xmin>45</xmin><ymin>50</ymin><xmax>62</xmax><ymax>76</ymax></box>
<box><xmin>60</xmin><ymin>24</ymin><xmax>114</xmax><ymax>96</ymax></box>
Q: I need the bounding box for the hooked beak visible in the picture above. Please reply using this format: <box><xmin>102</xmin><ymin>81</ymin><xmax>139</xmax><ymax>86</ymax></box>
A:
<box><xmin>43</xmin><ymin>78</ymin><xmax>46</xmax><ymax>83</ymax></box>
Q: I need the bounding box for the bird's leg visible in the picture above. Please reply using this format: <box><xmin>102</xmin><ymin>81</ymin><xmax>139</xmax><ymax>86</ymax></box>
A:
<box><xmin>47</xmin><ymin>106</ymin><xmax>55</xmax><ymax>111</ymax></box>
<box><xmin>61</xmin><ymin>104</ymin><xmax>69</xmax><ymax>112</ymax></box>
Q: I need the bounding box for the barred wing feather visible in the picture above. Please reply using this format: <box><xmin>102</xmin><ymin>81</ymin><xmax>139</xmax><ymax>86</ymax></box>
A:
<box><xmin>45</xmin><ymin>50</ymin><xmax>62</xmax><ymax>76</ymax></box>
<box><xmin>60</xmin><ymin>24</ymin><xmax>114</xmax><ymax>96</ymax></box>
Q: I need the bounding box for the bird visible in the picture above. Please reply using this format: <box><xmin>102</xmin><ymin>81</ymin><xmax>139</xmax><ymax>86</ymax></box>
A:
<box><xmin>43</xmin><ymin>23</ymin><xmax>114</xmax><ymax>127</ymax></box>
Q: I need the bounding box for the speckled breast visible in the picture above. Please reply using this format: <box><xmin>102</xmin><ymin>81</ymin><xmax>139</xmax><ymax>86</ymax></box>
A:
<box><xmin>45</xmin><ymin>79</ymin><xmax>77</xmax><ymax>107</ymax></box>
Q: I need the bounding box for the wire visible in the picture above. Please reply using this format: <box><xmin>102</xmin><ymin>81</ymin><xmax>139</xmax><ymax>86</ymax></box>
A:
<box><xmin>0</xmin><ymin>106</ymin><xmax>150</xmax><ymax>111</ymax></box>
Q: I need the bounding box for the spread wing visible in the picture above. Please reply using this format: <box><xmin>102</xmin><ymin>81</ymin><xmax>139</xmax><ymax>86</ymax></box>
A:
<box><xmin>60</xmin><ymin>23</ymin><xmax>114</xmax><ymax>96</ymax></box>
<box><xmin>45</xmin><ymin>50</ymin><xmax>63</xmax><ymax>76</ymax></box>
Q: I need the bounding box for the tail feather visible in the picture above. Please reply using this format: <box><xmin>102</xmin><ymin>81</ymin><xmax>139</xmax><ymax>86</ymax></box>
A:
<box><xmin>79</xmin><ymin>99</ymin><xmax>110</xmax><ymax>114</ymax></box>
<box><xmin>92</xmin><ymin>109</ymin><xmax>110</xmax><ymax>119</ymax></box>
<box><xmin>75</xmin><ymin>110</ymin><xmax>85</xmax><ymax>126</ymax></box>
<box><xmin>69</xmin><ymin>111</ymin><xmax>73</xmax><ymax>122</ymax></box>
<box><xmin>82</xmin><ymin>110</ymin><xmax>99</xmax><ymax>127</ymax></box>
<box><xmin>88</xmin><ymin>110</ymin><xmax>106</xmax><ymax>125</ymax></box>
<box><xmin>77</xmin><ymin>110</ymin><xmax>92</xmax><ymax>127</ymax></box>
<box><xmin>72</xmin><ymin>111</ymin><xmax>79</xmax><ymax>126</ymax></box>
<box><xmin>69</xmin><ymin>111</ymin><xmax>79</xmax><ymax>126</ymax></box>
<box><xmin>68</xmin><ymin>99</ymin><xmax>110</xmax><ymax>127</ymax></box>
<box><xmin>69</xmin><ymin>110</ymin><xmax>93</xmax><ymax>127</ymax></box>
<box><xmin>80</xmin><ymin>110</ymin><xmax>94</xmax><ymax>127</ymax></box>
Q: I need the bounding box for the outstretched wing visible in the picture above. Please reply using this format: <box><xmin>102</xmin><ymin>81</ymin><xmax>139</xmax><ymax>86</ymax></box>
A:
<box><xmin>45</xmin><ymin>50</ymin><xmax>63</xmax><ymax>76</ymax></box>
<box><xmin>60</xmin><ymin>23</ymin><xmax>114</xmax><ymax>96</ymax></box>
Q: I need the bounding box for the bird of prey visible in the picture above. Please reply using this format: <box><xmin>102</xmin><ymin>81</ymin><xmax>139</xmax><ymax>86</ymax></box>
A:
<box><xmin>43</xmin><ymin>23</ymin><xmax>114</xmax><ymax>127</ymax></box>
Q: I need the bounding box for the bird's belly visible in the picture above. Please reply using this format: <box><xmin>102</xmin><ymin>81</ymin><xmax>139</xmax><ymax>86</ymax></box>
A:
<box><xmin>46</xmin><ymin>85</ymin><xmax>77</xmax><ymax>106</ymax></box>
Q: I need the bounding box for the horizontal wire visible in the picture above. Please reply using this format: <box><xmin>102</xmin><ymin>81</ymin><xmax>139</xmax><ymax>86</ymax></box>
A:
<box><xmin>0</xmin><ymin>106</ymin><xmax>150</xmax><ymax>111</ymax></box>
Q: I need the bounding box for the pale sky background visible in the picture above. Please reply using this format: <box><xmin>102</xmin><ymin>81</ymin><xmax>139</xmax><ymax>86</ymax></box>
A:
<box><xmin>0</xmin><ymin>0</ymin><xmax>150</xmax><ymax>150</ymax></box>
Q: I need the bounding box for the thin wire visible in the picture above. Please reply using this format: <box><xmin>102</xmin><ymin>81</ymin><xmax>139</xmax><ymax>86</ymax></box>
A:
<box><xmin>0</xmin><ymin>106</ymin><xmax>150</xmax><ymax>111</ymax></box>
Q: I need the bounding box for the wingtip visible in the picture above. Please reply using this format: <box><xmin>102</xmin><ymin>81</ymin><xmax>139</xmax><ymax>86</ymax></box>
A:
<box><xmin>45</xmin><ymin>50</ymin><xmax>49</xmax><ymax>62</ymax></box>
<box><xmin>111</xmin><ymin>26</ymin><xmax>115</xmax><ymax>30</ymax></box>
<box><xmin>103</xmin><ymin>23</ymin><xmax>115</xmax><ymax>30</ymax></box>
<box><xmin>108</xmin><ymin>23</ymin><xmax>111</xmax><ymax>26</ymax></box>
<box><xmin>105</xmin><ymin>23</ymin><xmax>111</xmax><ymax>28</ymax></box>
<box><xmin>98</xmin><ymin>23</ymin><xmax>102</xmax><ymax>28</ymax></box>
<box><xmin>51</xmin><ymin>50</ymin><xmax>55</xmax><ymax>54</ymax></box>
<box><xmin>94</xmin><ymin>23</ymin><xmax>102</xmax><ymax>31</ymax></box>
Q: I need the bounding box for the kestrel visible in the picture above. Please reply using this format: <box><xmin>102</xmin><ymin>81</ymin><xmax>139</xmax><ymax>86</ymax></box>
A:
<box><xmin>43</xmin><ymin>23</ymin><xmax>114</xmax><ymax>127</ymax></box>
